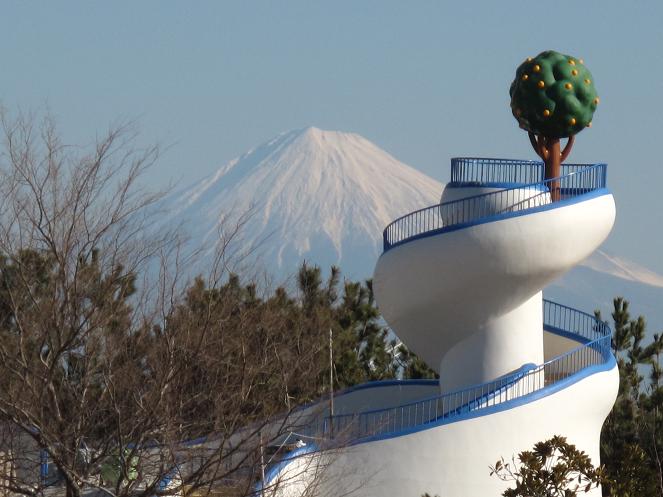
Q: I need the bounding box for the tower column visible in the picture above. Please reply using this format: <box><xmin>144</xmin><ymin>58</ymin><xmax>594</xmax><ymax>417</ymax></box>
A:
<box><xmin>438</xmin><ymin>292</ymin><xmax>544</xmax><ymax>393</ymax></box>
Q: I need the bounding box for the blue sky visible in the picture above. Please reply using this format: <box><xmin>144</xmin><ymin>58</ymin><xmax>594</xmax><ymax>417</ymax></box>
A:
<box><xmin>2</xmin><ymin>1</ymin><xmax>662</xmax><ymax>273</ymax></box>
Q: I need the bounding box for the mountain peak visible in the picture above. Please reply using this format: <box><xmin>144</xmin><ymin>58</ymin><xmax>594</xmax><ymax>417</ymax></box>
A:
<box><xmin>295</xmin><ymin>125</ymin><xmax>352</xmax><ymax>137</ymax></box>
<box><xmin>285</xmin><ymin>126</ymin><xmax>367</xmax><ymax>153</ymax></box>
<box><xmin>160</xmin><ymin>128</ymin><xmax>444</xmax><ymax>279</ymax></box>
<box><xmin>288</xmin><ymin>126</ymin><xmax>346</xmax><ymax>149</ymax></box>
<box><xmin>299</xmin><ymin>125</ymin><xmax>324</xmax><ymax>136</ymax></box>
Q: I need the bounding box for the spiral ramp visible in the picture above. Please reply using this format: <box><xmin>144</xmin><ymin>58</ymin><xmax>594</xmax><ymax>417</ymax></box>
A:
<box><xmin>261</xmin><ymin>159</ymin><xmax>618</xmax><ymax>497</ymax></box>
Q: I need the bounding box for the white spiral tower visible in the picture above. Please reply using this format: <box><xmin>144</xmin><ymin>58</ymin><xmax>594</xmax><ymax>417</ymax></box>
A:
<box><xmin>261</xmin><ymin>158</ymin><xmax>618</xmax><ymax>497</ymax></box>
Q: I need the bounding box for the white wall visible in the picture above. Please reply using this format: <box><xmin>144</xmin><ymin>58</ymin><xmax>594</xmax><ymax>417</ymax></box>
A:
<box><xmin>440</xmin><ymin>184</ymin><xmax>550</xmax><ymax>226</ymax></box>
<box><xmin>438</xmin><ymin>292</ymin><xmax>543</xmax><ymax>391</ymax></box>
<box><xmin>274</xmin><ymin>364</ymin><xmax>618</xmax><ymax>497</ymax></box>
<box><xmin>544</xmin><ymin>330</ymin><xmax>587</xmax><ymax>362</ymax></box>
<box><xmin>374</xmin><ymin>193</ymin><xmax>615</xmax><ymax>388</ymax></box>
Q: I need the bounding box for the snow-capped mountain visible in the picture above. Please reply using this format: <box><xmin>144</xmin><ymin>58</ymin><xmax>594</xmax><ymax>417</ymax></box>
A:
<box><xmin>158</xmin><ymin>126</ymin><xmax>663</xmax><ymax>335</ymax></box>
<box><xmin>159</xmin><ymin>127</ymin><xmax>443</xmax><ymax>280</ymax></box>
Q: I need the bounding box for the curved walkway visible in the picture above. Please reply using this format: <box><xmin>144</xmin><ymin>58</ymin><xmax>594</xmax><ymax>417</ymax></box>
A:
<box><xmin>302</xmin><ymin>299</ymin><xmax>612</xmax><ymax>445</ymax></box>
<box><xmin>383</xmin><ymin>159</ymin><xmax>607</xmax><ymax>251</ymax></box>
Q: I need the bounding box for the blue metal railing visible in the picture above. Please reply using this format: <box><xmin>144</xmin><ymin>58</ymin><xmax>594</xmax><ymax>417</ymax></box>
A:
<box><xmin>383</xmin><ymin>161</ymin><xmax>607</xmax><ymax>251</ymax></box>
<box><xmin>450</xmin><ymin>157</ymin><xmax>607</xmax><ymax>186</ymax></box>
<box><xmin>543</xmin><ymin>300</ymin><xmax>608</xmax><ymax>342</ymax></box>
<box><xmin>300</xmin><ymin>300</ymin><xmax>611</xmax><ymax>443</ymax></box>
<box><xmin>451</xmin><ymin>158</ymin><xmax>543</xmax><ymax>184</ymax></box>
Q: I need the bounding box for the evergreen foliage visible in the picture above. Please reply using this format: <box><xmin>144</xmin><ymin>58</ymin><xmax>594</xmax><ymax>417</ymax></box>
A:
<box><xmin>597</xmin><ymin>297</ymin><xmax>663</xmax><ymax>496</ymax></box>
<box><xmin>0</xmin><ymin>111</ymin><xmax>438</xmax><ymax>497</ymax></box>
<box><xmin>0</xmin><ymin>246</ymin><xmax>434</xmax><ymax>497</ymax></box>
<box><xmin>174</xmin><ymin>261</ymin><xmax>435</xmax><ymax>407</ymax></box>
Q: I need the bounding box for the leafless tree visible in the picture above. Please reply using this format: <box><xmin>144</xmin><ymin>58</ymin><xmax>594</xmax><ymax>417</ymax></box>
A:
<box><xmin>0</xmin><ymin>110</ymin><xmax>333</xmax><ymax>497</ymax></box>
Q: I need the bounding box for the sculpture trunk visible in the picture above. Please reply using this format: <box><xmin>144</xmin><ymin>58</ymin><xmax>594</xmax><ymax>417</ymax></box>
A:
<box><xmin>545</xmin><ymin>138</ymin><xmax>561</xmax><ymax>202</ymax></box>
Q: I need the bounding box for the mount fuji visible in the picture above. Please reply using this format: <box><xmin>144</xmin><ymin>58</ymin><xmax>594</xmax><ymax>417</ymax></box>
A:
<box><xmin>158</xmin><ymin>127</ymin><xmax>443</xmax><ymax>280</ymax></box>
<box><xmin>157</xmin><ymin>126</ymin><xmax>663</xmax><ymax>333</ymax></box>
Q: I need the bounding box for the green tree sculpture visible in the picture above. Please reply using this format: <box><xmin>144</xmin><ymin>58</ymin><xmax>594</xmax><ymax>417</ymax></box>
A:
<box><xmin>510</xmin><ymin>50</ymin><xmax>599</xmax><ymax>201</ymax></box>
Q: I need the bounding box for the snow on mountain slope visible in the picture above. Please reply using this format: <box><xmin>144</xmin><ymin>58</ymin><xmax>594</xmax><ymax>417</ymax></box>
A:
<box><xmin>579</xmin><ymin>250</ymin><xmax>663</xmax><ymax>288</ymax></box>
<box><xmin>159</xmin><ymin>127</ymin><xmax>444</xmax><ymax>279</ymax></box>
<box><xmin>546</xmin><ymin>251</ymin><xmax>663</xmax><ymax>335</ymax></box>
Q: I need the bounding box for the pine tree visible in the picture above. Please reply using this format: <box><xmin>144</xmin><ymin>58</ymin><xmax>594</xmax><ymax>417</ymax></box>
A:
<box><xmin>598</xmin><ymin>298</ymin><xmax>662</xmax><ymax>495</ymax></box>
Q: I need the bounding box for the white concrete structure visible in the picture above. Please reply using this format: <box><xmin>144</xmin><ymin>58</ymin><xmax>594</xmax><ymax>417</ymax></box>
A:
<box><xmin>260</xmin><ymin>158</ymin><xmax>618</xmax><ymax>497</ymax></box>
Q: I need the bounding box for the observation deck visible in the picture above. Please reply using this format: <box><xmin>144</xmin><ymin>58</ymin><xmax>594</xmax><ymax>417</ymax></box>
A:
<box><xmin>383</xmin><ymin>158</ymin><xmax>608</xmax><ymax>251</ymax></box>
